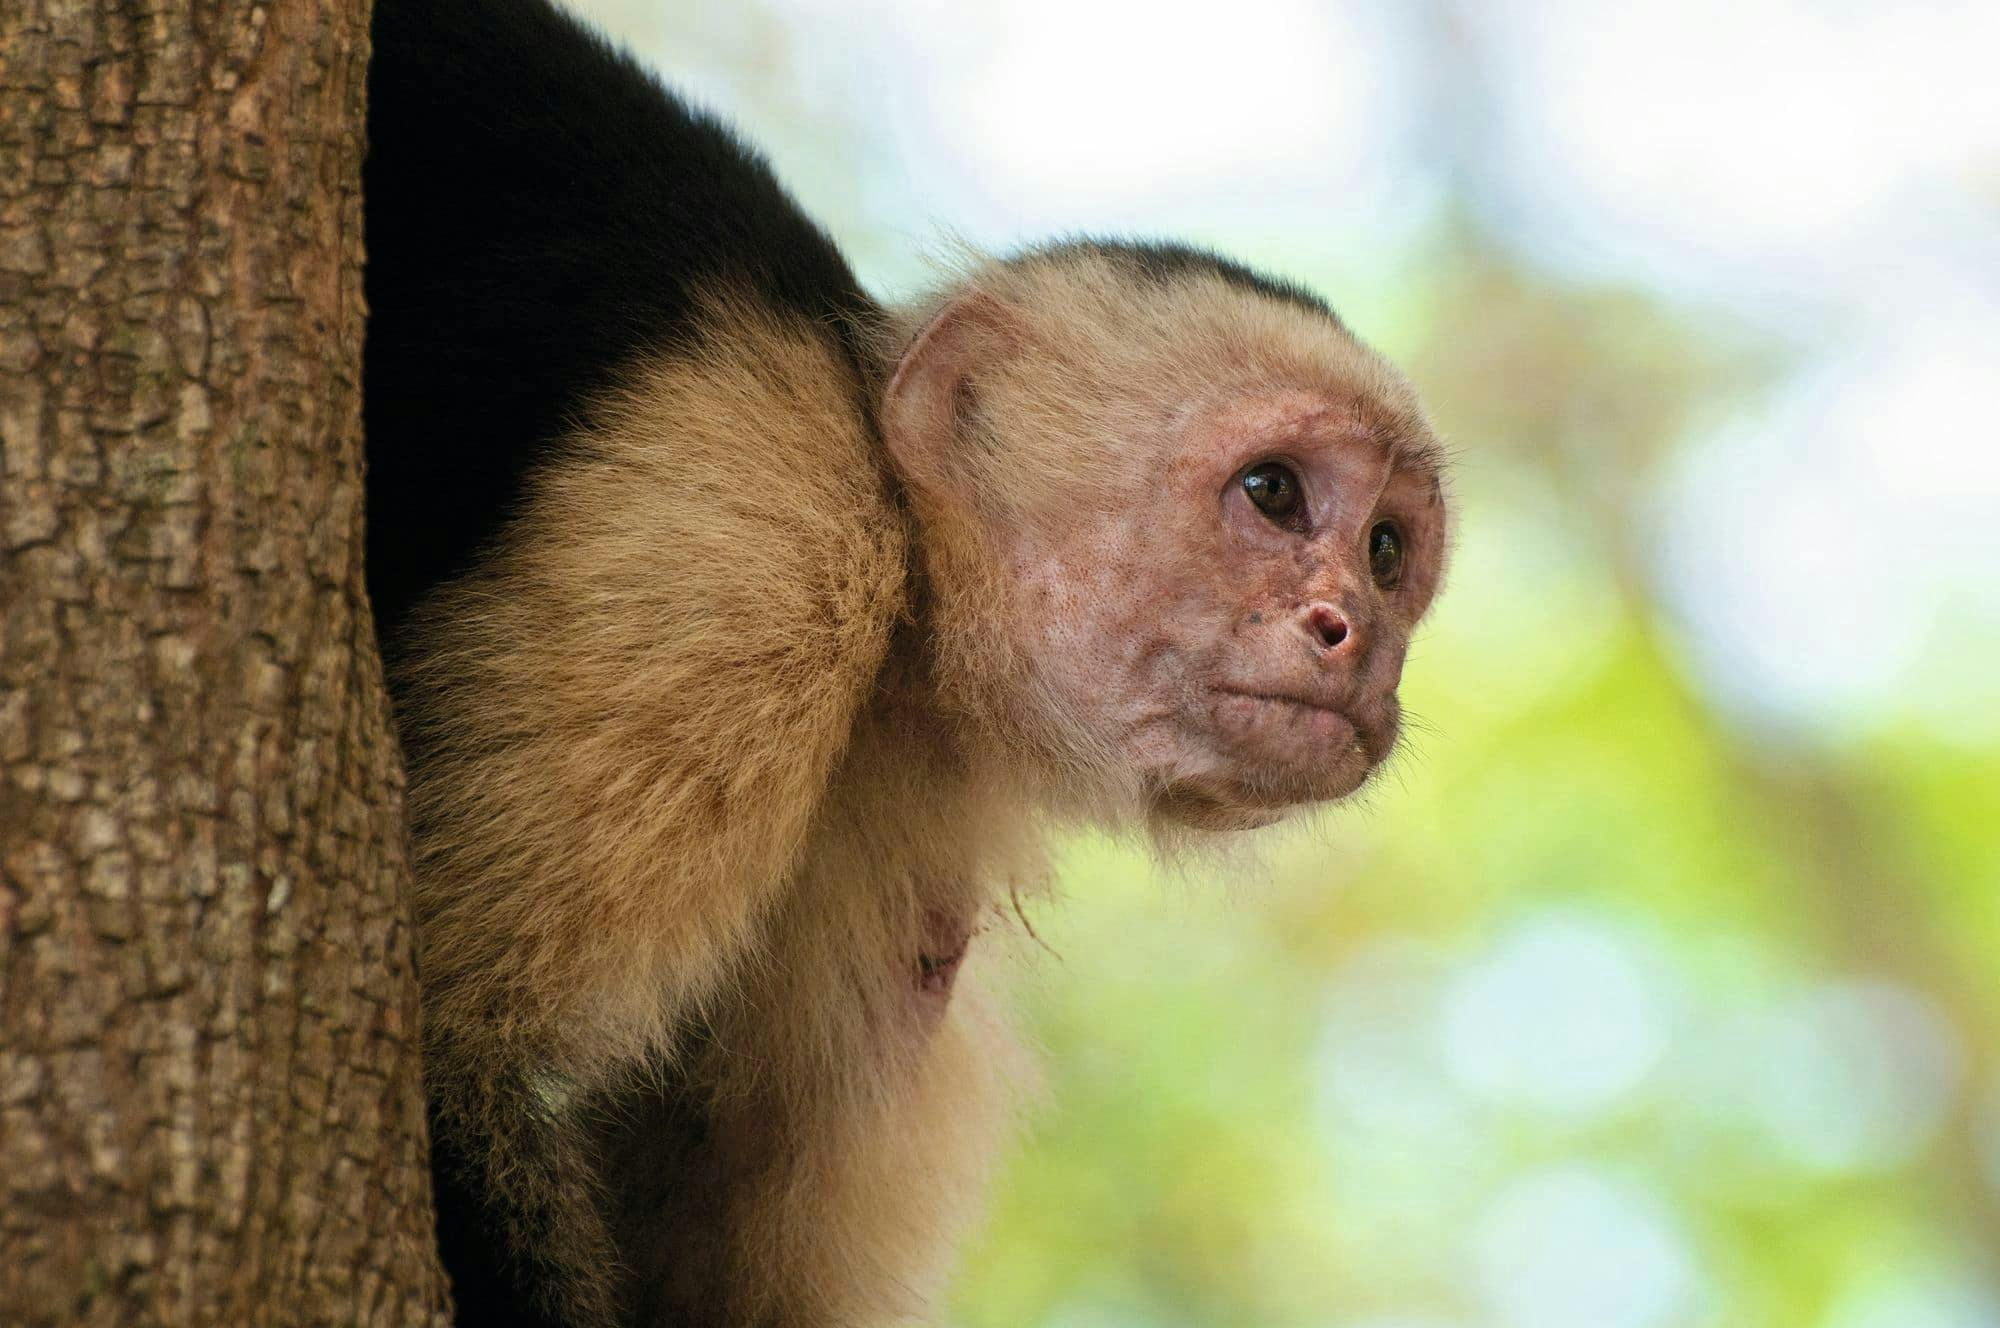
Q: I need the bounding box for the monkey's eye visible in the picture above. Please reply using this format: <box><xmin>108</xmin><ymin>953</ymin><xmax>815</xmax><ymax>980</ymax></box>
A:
<box><xmin>1368</xmin><ymin>522</ymin><xmax>1404</xmax><ymax>588</ymax></box>
<box><xmin>1242</xmin><ymin>462</ymin><xmax>1302</xmax><ymax>523</ymax></box>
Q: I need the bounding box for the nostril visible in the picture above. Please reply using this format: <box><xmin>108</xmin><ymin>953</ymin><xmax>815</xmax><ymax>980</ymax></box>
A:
<box><xmin>1306</xmin><ymin>604</ymin><xmax>1349</xmax><ymax>651</ymax></box>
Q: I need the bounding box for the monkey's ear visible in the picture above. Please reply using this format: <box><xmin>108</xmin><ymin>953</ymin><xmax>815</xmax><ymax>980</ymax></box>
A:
<box><xmin>881</xmin><ymin>291</ymin><xmax>1021</xmax><ymax>502</ymax></box>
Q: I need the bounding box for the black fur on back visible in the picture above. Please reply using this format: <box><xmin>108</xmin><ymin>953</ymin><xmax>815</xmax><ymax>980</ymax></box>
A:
<box><xmin>362</xmin><ymin>0</ymin><xmax>880</xmax><ymax>649</ymax></box>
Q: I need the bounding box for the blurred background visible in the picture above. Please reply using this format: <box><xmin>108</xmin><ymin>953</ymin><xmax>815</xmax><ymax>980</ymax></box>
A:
<box><xmin>568</xmin><ymin>2</ymin><xmax>1999</xmax><ymax>1323</ymax></box>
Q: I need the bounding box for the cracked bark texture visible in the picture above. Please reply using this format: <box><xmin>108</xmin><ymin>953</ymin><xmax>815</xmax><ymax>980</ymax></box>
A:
<box><xmin>0</xmin><ymin>1</ymin><xmax>448</xmax><ymax>1323</ymax></box>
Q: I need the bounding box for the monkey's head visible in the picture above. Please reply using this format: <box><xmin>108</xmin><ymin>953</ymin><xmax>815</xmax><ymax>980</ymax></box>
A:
<box><xmin>883</xmin><ymin>244</ymin><xmax>1450</xmax><ymax>831</ymax></box>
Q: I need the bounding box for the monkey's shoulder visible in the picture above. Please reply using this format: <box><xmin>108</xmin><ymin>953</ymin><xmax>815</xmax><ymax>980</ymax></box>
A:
<box><xmin>363</xmin><ymin>0</ymin><xmax>878</xmax><ymax>640</ymax></box>
<box><xmin>523</xmin><ymin>302</ymin><xmax>907</xmax><ymax>618</ymax></box>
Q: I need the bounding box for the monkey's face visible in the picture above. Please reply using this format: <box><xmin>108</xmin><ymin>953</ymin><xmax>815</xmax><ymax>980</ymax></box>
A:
<box><xmin>882</xmin><ymin>285</ymin><xmax>1449</xmax><ymax>831</ymax></box>
<box><xmin>1005</xmin><ymin>387</ymin><xmax>1449</xmax><ymax>830</ymax></box>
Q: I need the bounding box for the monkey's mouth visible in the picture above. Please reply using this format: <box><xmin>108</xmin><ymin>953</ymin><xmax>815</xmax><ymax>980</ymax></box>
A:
<box><xmin>1211</xmin><ymin>688</ymin><xmax>1378</xmax><ymax>765</ymax></box>
<box><xmin>1212</xmin><ymin>686</ymin><xmax>1354</xmax><ymax>740</ymax></box>
<box><xmin>1155</xmin><ymin>686</ymin><xmax>1397</xmax><ymax>828</ymax></box>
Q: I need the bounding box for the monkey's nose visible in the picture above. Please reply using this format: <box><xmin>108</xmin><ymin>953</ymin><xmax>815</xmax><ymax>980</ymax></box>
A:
<box><xmin>1303</xmin><ymin>603</ymin><xmax>1353</xmax><ymax>653</ymax></box>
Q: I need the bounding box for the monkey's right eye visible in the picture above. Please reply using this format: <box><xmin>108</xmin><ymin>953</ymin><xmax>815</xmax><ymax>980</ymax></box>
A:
<box><xmin>1242</xmin><ymin>463</ymin><xmax>1302</xmax><ymax>523</ymax></box>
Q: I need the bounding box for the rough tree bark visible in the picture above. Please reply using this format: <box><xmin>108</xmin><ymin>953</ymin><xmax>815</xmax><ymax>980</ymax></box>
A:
<box><xmin>0</xmin><ymin>1</ymin><xmax>448</xmax><ymax>1323</ymax></box>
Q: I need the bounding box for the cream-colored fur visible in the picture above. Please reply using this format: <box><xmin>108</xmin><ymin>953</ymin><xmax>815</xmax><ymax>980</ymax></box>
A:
<box><xmin>399</xmin><ymin>253</ymin><xmax>1439</xmax><ymax>1325</ymax></box>
<box><xmin>885</xmin><ymin>249</ymin><xmax>1440</xmax><ymax>527</ymax></box>
<box><xmin>397</xmin><ymin>295</ymin><xmax>921</xmax><ymax>1323</ymax></box>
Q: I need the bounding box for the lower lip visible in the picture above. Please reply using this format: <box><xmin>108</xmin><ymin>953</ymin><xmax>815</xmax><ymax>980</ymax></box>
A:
<box><xmin>1215</xmin><ymin>688</ymin><xmax>1344</xmax><ymax>715</ymax></box>
<box><xmin>1295</xmin><ymin>704</ymin><xmax>1352</xmax><ymax>747</ymax></box>
<box><xmin>1213</xmin><ymin>689</ymin><xmax>1354</xmax><ymax>742</ymax></box>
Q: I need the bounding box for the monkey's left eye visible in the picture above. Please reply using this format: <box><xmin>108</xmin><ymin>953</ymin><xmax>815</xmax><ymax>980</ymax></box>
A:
<box><xmin>1369</xmin><ymin>522</ymin><xmax>1404</xmax><ymax>588</ymax></box>
<box><xmin>1242</xmin><ymin>462</ymin><xmax>1302</xmax><ymax>523</ymax></box>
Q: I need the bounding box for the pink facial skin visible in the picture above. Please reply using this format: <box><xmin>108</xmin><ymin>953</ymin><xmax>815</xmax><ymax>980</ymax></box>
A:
<box><xmin>1010</xmin><ymin>388</ymin><xmax>1449</xmax><ymax>830</ymax></box>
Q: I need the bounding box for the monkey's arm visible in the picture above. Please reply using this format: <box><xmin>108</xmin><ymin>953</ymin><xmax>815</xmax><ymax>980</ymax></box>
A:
<box><xmin>397</xmin><ymin>303</ymin><xmax>906</xmax><ymax>1098</ymax></box>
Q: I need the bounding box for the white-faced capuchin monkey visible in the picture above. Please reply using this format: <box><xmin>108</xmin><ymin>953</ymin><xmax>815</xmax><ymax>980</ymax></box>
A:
<box><xmin>363</xmin><ymin>0</ymin><xmax>1452</xmax><ymax>1323</ymax></box>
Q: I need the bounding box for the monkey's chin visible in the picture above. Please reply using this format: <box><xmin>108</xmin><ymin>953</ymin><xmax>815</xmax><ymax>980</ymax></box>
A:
<box><xmin>1153</xmin><ymin>758</ymin><xmax>1374</xmax><ymax>832</ymax></box>
<box><xmin>1154</xmin><ymin>784</ymin><xmax>1289</xmax><ymax>832</ymax></box>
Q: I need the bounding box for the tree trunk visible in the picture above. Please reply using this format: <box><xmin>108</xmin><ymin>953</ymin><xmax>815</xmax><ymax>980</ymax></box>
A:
<box><xmin>0</xmin><ymin>1</ymin><xmax>447</xmax><ymax>1324</ymax></box>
